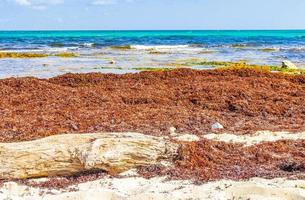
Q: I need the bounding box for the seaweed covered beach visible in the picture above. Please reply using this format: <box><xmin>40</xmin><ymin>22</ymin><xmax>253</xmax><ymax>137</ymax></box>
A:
<box><xmin>0</xmin><ymin>68</ymin><xmax>305</xmax><ymax>199</ymax></box>
<box><xmin>0</xmin><ymin>68</ymin><xmax>304</xmax><ymax>142</ymax></box>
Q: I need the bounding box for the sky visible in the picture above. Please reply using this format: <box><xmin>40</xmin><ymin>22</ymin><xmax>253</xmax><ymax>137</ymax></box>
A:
<box><xmin>0</xmin><ymin>0</ymin><xmax>305</xmax><ymax>30</ymax></box>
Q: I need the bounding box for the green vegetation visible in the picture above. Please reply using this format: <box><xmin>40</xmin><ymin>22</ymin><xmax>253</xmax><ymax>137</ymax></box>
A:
<box><xmin>111</xmin><ymin>45</ymin><xmax>132</xmax><ymax>50</ymax></box>
<box><xmin>55</xmin><ymin>52</ymin><xmax>79</xmax><ymax>57</ymax></box>
<box><xmin>49</xmin><ymin>43</ymin><xmax>65</xmax><ymax>47</ymax></box>
<box><xmin>0</xmin><ymin>51</ymin><xmax>79</xmax><ymax>59</ymax></box>
<box><xmin>148</xmin><ymin>51</ymin><xmax>167</xmax><ymax>54</ymax></box>
<box><xmin>0</xmin><ymin>52</ymin><xmax>49</xmax><ymax>58</ymax></box>
<box><xmin>133</xmin><ymin>67</ymin><xmax>174</xmax><ymax>71</ymax></box>
<box><xmin>93</xmin><ymin>66</ymin><xmax>175</xmax><ymax>72</ymax></box>
<box><xmin>219</xmin><ymin>62</ymin><xmax>305</xmax><ymax>75</ymax></box>
<box><xmin>166</xmin><ymin>58</ymin><xmax>305</xmax><ymax>75</ymax></box>
<box><xmin>269</xmin><ymin>65</ymin><xmax>305</xmax><ymax>74</ymax></box>
<box><xmin>231</xmin><ymin>44</ymin><xmax>248</xmax><ymax>48</ymax></box>
<box><xmin>198</xmin><ymin>50</ymin><xmax>217</xmax><ymax>54</ymax></box>
<box><xmin>93</xmin><ymin>66</ymin><xmax>124</xmax><ymax>70</ymax></box>
<box><xmin>219</xmin><ymin>63</ymin><xmax>271</xmax><ymax>72</ymax></box>
<box><xmin>261</xmin><ymin>48</ymin><xmax>278</xmax><ymax>52</ymax></box>
<box><xmin>166</xmin><ymin>58</ymin><xmax>236</xmax><ymax>68</ymax></box>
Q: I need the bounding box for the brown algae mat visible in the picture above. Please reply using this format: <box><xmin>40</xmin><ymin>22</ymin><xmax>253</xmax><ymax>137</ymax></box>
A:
<box><xmin>0</xmin><ymin>68</ymin><xmax>304</xmax><ymax>143</ymax></box>
<box><xmin>0</xmin><ymin>68</ymin><xmax>305</xmax><ymax>186</ymax></box>
<box><xmin>138</xmin><ymin>139</ymin><xmax>305</xmax><ymax>182</ymax></box>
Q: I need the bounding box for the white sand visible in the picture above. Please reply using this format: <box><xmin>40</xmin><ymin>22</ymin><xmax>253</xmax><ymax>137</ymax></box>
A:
<box><xmin>203</xmin><ymin>131</ymin><xmax>305</xmax><ymax>146</ymax></box>
<box><xmin>1</xmin><ymin>174</ymin><xmax>305</xmax><ymax>200</ymax></box>
<box><xmin>1</xmin><ymin>131</ymin><xmax>305</xmax><ymax>199</ymax></box>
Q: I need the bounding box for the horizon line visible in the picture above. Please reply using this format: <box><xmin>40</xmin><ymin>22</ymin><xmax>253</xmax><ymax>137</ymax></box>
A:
<box><xmin>1</xmin><ymin>29</ymin><xmax>305</xmax><ymax>32</ymax></box>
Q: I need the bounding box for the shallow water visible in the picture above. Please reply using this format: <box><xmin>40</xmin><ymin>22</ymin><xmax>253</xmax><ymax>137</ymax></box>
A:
<box><xmin>1</xmin><ymin>30</ymin><xmax>305</xmax><ymax>78</ymax></box>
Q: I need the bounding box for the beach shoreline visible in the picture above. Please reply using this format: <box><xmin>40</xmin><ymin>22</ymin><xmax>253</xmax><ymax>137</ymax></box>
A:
<box><xmin>1</xmin><ymin>30</ymin><xmax>305</xmax><ymax>78</ymax></box>
<box><xmin>0</xmin><ymin>65</ymin><xmax>304</xmax><ymax>199</ymax></box>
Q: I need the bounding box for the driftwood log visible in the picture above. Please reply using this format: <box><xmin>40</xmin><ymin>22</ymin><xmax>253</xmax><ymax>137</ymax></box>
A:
<box><xmin>0</xmin><ymin>132</ymin><xmax>178</xmax><ymax>180</ymax></box>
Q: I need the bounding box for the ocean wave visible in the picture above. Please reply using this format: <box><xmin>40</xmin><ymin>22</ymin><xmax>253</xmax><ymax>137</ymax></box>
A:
<box><xmin>189</xmin><ymin>44</ymin><xmax>205</xmax><ymax>48</ymax></box>
<box><xmin>49</xmin><ymin>42</ymin><xmax>98</xmax><ymax>49</ymax></box>
<box><xmin>296</xmin><ymin>35</ymin><xmax>305</xmax><ymax>39</ymax></box>
<box><xmin>48</xmin><ymin>42</ymin><xmax>98</xmax><ymax>50</ymax></box>
<box><xmin>46</xmin><ymin>46</ymin><xmax>79</xmax><ymax>52</ymax></box>
<box><xmin>0</xmin><ymin>48</ymin><xmax>44</xmax><ymax>53</ymax></box>
<box><xmin>130</xmin><ymin>45</ymin><xmax>202</xmax><ymax>51</ymax></box>
<box><xmin>230</xmin><ymin>43</ymin><xmax>260</xmax><ymax>48</ymax></box>
<box><xmin>281</xmin><ymin>47</ymin><xmax>305</xmax><ymax>52</ymax></box>
<box><xmin>130</xmin><ymin>45</ymin><xmax>191</xmax><ymax>50</ymax></box>
<box><xmin>81</xmin><ymin>43</ymin><xmax>97</xmax><ymax>48</ymax></box>
<box><xmin>49</xmin><ymin>43</ymin><xmax>65</xmax><ymax>47</ymax></box>
<box><xmin>228</xmin><ymin>44</ymin><xmax>305</xmax><ymax>53</ymax></box>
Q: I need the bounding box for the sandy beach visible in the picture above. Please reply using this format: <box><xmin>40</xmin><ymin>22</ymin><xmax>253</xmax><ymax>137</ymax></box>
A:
<box><xmin>0</xmin><ymin>130</ymin><xmax>305</xmax><ymax>199</ymax></box>
<box><xmin>0</xmin><ymin>67</ymin><xmax>304</xmax><ymax>199</ymax></box>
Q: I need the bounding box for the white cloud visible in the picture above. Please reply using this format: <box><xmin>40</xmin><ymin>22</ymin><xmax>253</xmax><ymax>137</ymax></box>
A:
<box><xmin>15</xmin><ymin>0</ymin><xmax>31</xmax><ymax>6</ymax></box>
<box><xmin>13</xmin><ymin>0</ymin><xmax>64</xmax><ymax>9</ymax></box>
<box><xmin>91</xmin><ymin>0</ymin><xmax>117</xmax><ymax>5</ymax></box>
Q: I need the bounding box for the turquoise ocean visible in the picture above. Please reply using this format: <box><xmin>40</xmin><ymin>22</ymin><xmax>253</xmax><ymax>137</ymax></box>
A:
<box><xmin>0</xmin><ymin>30</ymin><xmax>305</xmax><ymax>78</ymax></box>
<box><xmin>1</xmin><ymin>30</ymin><xmax>305</xmax><ymax>50</ymax></box>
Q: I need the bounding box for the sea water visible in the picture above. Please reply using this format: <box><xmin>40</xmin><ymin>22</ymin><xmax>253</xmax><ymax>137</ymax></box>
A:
<box><xmin>0</xmin><ymin>30</ymin><xmax>305</xmax><ymax>78</ymax></box>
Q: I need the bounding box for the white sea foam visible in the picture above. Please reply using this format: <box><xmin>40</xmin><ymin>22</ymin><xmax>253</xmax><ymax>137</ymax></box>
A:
<box><xmin>0</xmin><ymin>49</ymin><xmax>44</xmax><ymax>53</ymax></box>
<box><xmin>130</xmin><ymin>45</ymin><xmax>204</xmax><ymax>53</ymax></box>
<box><xmin>282</xmin><ymin>47</ymin><xmax>305</xmax><ymax>52</ymax></box>
<box><xmin>83</xmin><ymin>43</ymin><xmax>95</xmax><ymax>47</ymax></box>
<box><xmin>48</xmin><ymin>47</ymin><xmax>79</xmax><ymax>51</ymax></box>
<box><xmin>0</xmin><ymin>46</ymin><xmax>79</xmax><ymax>53</ymax></box>
<box><xmin>131</xmin><ymin>45</ymin><xmax>190</xmax><ymax>50</ymax></box>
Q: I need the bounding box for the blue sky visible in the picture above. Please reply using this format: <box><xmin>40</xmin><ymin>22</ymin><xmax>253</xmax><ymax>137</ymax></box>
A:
<box><xmin>0</xmin><ymin>0</ymin><xmax>305</xmax><ymax>30</ymax></box>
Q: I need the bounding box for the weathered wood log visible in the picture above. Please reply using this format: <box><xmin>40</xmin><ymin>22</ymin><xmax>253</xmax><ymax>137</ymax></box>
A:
<box><xmin>0</xmin><ymin>132</ymin><xmax>178</xmax><ymax>180</ymax></box>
